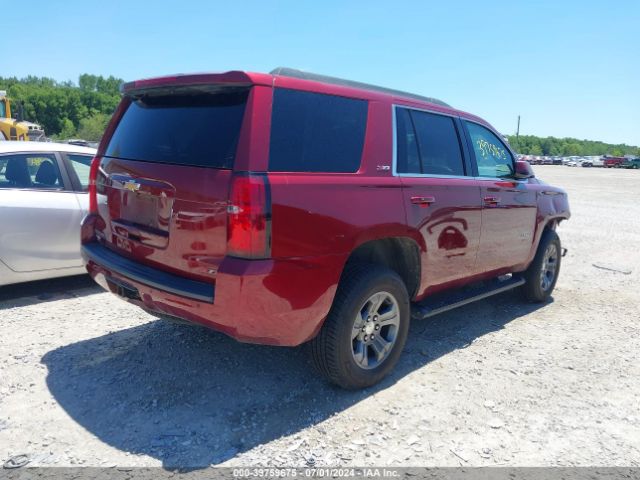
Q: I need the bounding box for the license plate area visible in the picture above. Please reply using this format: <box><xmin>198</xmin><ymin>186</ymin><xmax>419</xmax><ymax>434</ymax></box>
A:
<box><xmin>121</xmin><ymin>192</ymin><xmax>161</xmax><ymax>229</ymax></box>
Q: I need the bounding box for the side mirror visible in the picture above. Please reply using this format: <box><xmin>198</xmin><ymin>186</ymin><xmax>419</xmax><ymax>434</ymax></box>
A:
<box><xmin>514</xmin><ymin>160</ymin><xmax>535</xmax><ymax>179</ymax></box>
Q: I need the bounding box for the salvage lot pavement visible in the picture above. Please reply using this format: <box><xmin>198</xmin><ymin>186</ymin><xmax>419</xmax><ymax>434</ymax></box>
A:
<box><xmin>1</xmin><ymin>166</ymin><xmax>639</xmax><ymax>468</ymax></box>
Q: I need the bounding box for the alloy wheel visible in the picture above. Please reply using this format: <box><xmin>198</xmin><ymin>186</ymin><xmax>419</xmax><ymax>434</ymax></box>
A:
<box><xmin>351</xmin><ymin>291</ymin><xmax>400</xmax><ymax>370</ymax></box>
<box><xmin>540</xmin><ymin>243</ymin><xmax>559</xmax><ymax>291</ymax></box>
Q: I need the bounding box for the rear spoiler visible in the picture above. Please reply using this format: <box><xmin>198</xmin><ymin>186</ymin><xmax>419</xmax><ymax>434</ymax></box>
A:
<box><xmin>120</xmin><ymin>71</ymin><xmax>268</xmax><ymax>95</ymax></box>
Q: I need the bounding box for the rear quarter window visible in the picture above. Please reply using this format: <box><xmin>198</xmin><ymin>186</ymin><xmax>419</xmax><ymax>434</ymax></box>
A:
<box><xmin>66</xmin><ymin>154</ymin><xmax>94</xmax><ymax>190</ymax></box>
<box><xmin>269</xmin><ymin>89</ymin><xmax>368</xmax><ymax>173</ymax></box>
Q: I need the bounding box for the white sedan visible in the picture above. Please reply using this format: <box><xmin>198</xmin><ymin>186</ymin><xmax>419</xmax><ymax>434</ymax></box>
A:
<box><xmin>0</xmin><ymin>141</ymin><xmax>96</xmax><ymax>286</ymax></box>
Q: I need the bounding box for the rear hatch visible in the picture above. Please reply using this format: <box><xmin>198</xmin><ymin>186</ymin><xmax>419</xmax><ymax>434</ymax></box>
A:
<box><xmin>95</xmin><ymin>84</ymin><xmax>250</xmax><ymax>282</ymax></box>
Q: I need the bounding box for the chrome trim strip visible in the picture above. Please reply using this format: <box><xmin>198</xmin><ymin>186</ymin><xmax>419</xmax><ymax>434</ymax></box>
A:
<box><xmin>391</xmin><ymin>105</ymin><xmax>398</xmax><ymax>177</ymax></box>
<box><xmin>396</xmin><ymin>173</ymin><xmax>478</xmax><ymax>180</ymax></box>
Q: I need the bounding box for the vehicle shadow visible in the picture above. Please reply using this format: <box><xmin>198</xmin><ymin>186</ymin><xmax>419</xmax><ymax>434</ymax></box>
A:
<box><xmin>0</xmin><ymin>275</ymin><xmax>101</xmax><ymax>309</ymax></box>
<box><xmin>42</xmin><ymin>292</ymin><xmax>551</xmax><ymax>469</ymax></box>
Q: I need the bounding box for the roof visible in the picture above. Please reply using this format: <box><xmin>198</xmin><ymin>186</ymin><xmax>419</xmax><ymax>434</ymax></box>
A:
<box><xmin>0</xmin><ymin>141</ymin><xmax>96</xmax><ymax>155</ymax></box>
<box><xmin>124</xmin><ymin>68</ymin><xmax>490</xmax><ymax>127</ymax></box>
<box><xmin>270</xmin><ymin>67</ymin><xmax>451</xmax><ymax>108</ymax></box>
<box><xmin>124</xmin><ymin>68</ymin><xmax>452</xmax><ymax>109</ymax></box>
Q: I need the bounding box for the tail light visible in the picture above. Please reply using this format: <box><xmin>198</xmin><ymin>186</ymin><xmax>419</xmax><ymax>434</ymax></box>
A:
<box><xmin>227</xmin><ymin>173</ymin><xmax>271</xmax><ymax>259</ymax></box>
<box><xmin>88</xmin><ymin>156</ymin><xmax>102</xmax><ymax>214</ymax></box>
<box><xmin>82</xmin><ymin>156</ymin><xmax>105</xmax><ymax>243</ymax></box>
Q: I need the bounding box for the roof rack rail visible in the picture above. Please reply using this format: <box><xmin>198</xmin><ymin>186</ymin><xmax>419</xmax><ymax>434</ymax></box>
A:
<box><xmin>270</xmin><ymin>67</ymin><xmax>451</xmax><ymax>108</ymax></box>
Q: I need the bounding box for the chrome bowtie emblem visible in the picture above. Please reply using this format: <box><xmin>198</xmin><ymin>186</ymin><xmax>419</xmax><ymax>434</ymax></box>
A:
<box><xmin>123</xmin><ymin>180</ymin><xmax>141</xmax><ymax>192</ymax></box>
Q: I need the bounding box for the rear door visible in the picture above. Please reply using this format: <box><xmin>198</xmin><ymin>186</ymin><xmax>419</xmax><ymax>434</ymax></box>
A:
<box><xmin>93</xmin><ymin>86</ymin><xmax>251</xmax><ymax>281</ymax></box>
<box><xmin>395</xmin><ymin>106</ymin><xmax>482</xmax><ymax>294</ymax></box>
<box><xmin>0</xmin><ymin>152</ymin><xmax>84</xmax><ymax>272</ymax></box>
<box><xmin>63</xmin><ymin>152</ymin><xmax>94</xmax><ymax>213</ymax></box>
<box><xmin>463</xmin><ymin>121</ymin><xmax>537</xmax><ymax>273</ymax></box>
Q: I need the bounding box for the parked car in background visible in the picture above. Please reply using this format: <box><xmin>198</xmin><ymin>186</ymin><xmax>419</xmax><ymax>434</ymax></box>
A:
<box><xmin>67</xmin><ymin>139</ymin><xmax>91</xmax><ymax>147</ymax></box>
<box><xmin>81</xmin><ymin>68</ymin><xmax>570</xmax><ymax>389</ymax></box>
<box><xmin>602</xmin><ymin>156</ymin><xmax>626</xmax><ymax>168</ymax></box>
<box><xmin>621</xmin><ymin>158</ymin><xmax>640</xmax><ymax>169</ymax></box>
<box><xmin>582</xmin><ymin>158</ymin><xmax>604</xmax><ymax>168</ymax></box>
<box><xmin>0</xmin><ymin>142</ymin><xmax>96</xmax><ymax>286</ymax></box>
<box><xmin>564</xmin><ymin>156</ymin><xmax>582</xmax><ymax>167</ymax></box>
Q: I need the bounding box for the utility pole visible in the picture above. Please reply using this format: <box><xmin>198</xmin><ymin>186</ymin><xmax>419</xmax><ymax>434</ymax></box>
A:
<box><xmin>516</xmin><ymin>115</ymin><xmax>520</xmax><ymax>150</ymax></box>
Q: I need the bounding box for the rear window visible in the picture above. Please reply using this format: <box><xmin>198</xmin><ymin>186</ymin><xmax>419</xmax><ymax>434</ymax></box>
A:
<box><xmin>269</xmin><ymin>88</ymin><xmax>368</xmax><ymax>172</ymax></box>
<box><xmin>105</xmin><ymin>88</ymin><xmax>249</xmax><ymax>168</ymax></box>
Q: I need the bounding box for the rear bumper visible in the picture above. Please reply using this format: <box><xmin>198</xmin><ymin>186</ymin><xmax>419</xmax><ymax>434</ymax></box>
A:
<box><xmin>82</xmin><ymin>243</ymin><xmax>214</xmax><ymax>302</ymax></box>
<box><xmin>82</xmin><ymin>243</ymin><xmax>344</xmax><ymax>346</ymax></box>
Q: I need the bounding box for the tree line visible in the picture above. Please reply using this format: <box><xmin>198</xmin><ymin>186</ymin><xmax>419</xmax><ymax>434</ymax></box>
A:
<box><xmin>1</xmin><ymin>74</ymin><xmax>639</xmax><ymax>155</ymax></box>
<box><xmin>0</xmin><ymin>74</ymin><xmax>122</xmax><ymax>141</ymax></box>
<box><xmin>507</xmin><ymin>134</ymin><xmax>638</xmax><ymax>157</ymax></box>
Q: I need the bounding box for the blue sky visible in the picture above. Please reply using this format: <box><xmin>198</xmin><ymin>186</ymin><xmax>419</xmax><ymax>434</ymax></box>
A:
<box><xmin>6</xmin><ymin>0</ymin><xmax>639</xmax><ymax>145</ymax></box>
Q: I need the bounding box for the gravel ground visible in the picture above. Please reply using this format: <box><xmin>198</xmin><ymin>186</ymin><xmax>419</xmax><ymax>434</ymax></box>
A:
<box><xmin>1</xmin><ymin>165</ymin><xmax>639</xmax><ymax>469</ymax></box>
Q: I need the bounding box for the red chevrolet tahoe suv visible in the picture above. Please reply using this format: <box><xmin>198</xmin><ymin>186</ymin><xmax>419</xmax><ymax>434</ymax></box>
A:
<box><xmin>81</xmin><ymin>68</ymin><xmax>570</xmax><ymax>389</ymax></box>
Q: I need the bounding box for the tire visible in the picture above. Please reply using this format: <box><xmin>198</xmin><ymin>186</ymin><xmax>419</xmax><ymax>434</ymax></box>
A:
<box><xmin>309</xmin><ymin>263</ymin><xmax>410</xmax><ymax>389</ymax></box>
<box><xmin>522</xmin><ymin>229</ymin><xmax>562</xmax><ymax>302</ymax></box>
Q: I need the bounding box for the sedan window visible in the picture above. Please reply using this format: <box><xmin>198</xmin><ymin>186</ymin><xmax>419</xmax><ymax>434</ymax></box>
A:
<box><xmin>66</xmin><ymin>154</ymin><xmax>93</xmax><ymax>191</ymax></box>
<box><xmin>0</xmin><ymin>154</ymin><xmax>63</xmax><ymax>190</ymax></box>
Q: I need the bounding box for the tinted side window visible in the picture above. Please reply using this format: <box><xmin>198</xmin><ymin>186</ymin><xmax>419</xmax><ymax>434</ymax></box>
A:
<box><xmin>269</xmin><ymin>89</ymin><xmax>368</xmax><ymax>172</ymax></box>
<box><xmin>0</xmin><ymin>154</ymin><xmax>62</xmax><ymax>190</ymax></box>
<box><xmin>465</xmin><ymin>121</ymin><xmax>514</xmax><ymax>178</ymax></box>
<box><xmin>395</xmin><ymin>108</ymin><xmax>465</xmax><ymax>176</ymax></box>
<box><xmin>411</xmin><ymin>110</ymin><xmax>465</xmax><ymax>176</ymax></box>
<box><xmin>396</xmin><ymin>108</ymin><xmax>420</xmax><ymax>174</ymax></box>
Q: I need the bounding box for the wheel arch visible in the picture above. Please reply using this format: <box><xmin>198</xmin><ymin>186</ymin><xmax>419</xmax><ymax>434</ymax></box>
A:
<box><xmin>342</xmin><ymin>237</ymin><xmax>421</xmax><ymax>300</ymax></box>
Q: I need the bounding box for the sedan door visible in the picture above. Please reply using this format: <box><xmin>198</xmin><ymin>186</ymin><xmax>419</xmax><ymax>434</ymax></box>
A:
<box><xmin>0</xmin><ymin>152</ymin><xmax>84</xmax><ymax>272</ymax></box>
<box><xmin>62</xmin><ymin>152</ymin><xmax>95</xmax><ymax>213</ymax></box>
<box><xmin>395</xmin><ymin>107</ymin><xmax>482</xmax><ymax>296</ymax></box>
<box><xmin>463</xmin><ymin>121</ymin><xmax>537</xmax><ymax>274</ymax></box>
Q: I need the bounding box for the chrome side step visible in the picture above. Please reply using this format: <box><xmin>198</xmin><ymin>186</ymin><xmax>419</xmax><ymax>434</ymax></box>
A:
<box><xmin>411</xmin><ymin>275</ymin><xmax>525</xmax><ymax>320</ymax></box>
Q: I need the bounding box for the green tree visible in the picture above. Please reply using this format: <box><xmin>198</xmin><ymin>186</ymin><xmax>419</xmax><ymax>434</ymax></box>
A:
<box><xmin>563</xmin><ymin>143</ymin><xmax>582</xmax><ymax>156</ymax></box>
<box><xmin>56</xmin><ymin>118</ymin><xmax>76</xmax><ymax>140</ymax></box>
<box><xmin>611</xmin><ymin>148</ymin><xmax>624</xmax><ymax>157</ymax></box>
<box><xmin>0</xmin><ymin>74</ymin><xmax>122</xmax><ymax>137</ymax></box>
<box><xmin>529</xmin><ymin>144</ymin><xmax>543</xmax><ymax>155</ymax></box>
<box><xmin>77</xmin><ymin>113</ymin><xmax>110</xmax><ymax>141</ymax></box>
<box><xmin>505</xmin><ymin>134</ymin><xmax>637</xmax><ymax>157</ymax></box>
<box><xmin>78</xmin><ymin>74</ymin><xmax>99</xmax><ymax>92</ymax></box>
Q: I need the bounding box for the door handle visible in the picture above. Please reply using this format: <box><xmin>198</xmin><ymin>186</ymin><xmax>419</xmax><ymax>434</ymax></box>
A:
<box><xmin>484</xmin><ymin>195</ymin><xmax>500</xmax><ymax>206</ymax></box>
<box><xmin>411</xmin><ymin>196</ymin><xmax>436</xmax><ymax>207</ymax></box>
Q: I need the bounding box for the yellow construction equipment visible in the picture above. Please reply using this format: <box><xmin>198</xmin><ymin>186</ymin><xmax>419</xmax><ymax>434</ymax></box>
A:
<box><xmin>0</xmin><ymin>91</ymin><xmax>46</xmax><ymax>141</ymax></box>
